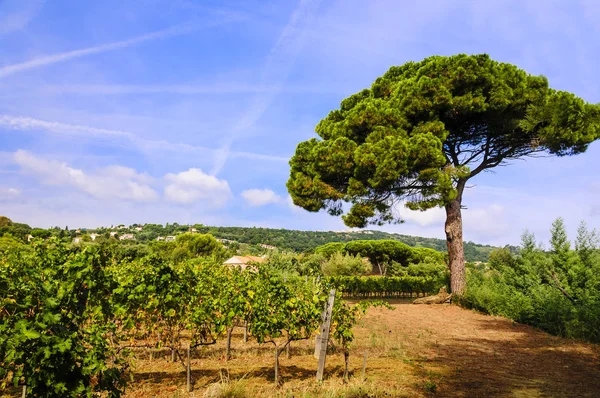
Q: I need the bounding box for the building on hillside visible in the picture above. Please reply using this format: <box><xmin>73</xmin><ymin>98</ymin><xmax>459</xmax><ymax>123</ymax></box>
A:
<box><xmin>189</xmin><ymin>227</ymin><xmax>198</xmax><ymax>233</ymax></box>
<box><xmin>259</xmin><ymin>243</ymin><xmax>277</xmax><ymax>250</ymax></box>
<box><xmin>165</xmin><ymin>236</ymin><xmax>176</xmax><ymax>242</ymax></box>
<box><xmin>73</xmin><ymin>237</ymin><xmax>82</xmax><ymax>244</ymax></box>
<box><xmin>135</xmin><ymin>227</ymin><xmax>143</xmax><ymax>232</ymax></box>
<box><xmin>217</xmin><ymin>238</ymin><xmax>235</xmax><ymax>244</ymax></box>
<box><xmin>119</xmin><ymin>234</ymin><xmax>136</xmax><ymax>241</ymax></box>
<box><xmin>223</xmin><ymin>255</ymin><xmax>265</xmax><ymax>271</ymax></box>
<box><xmin>27</xmin><ymin>234</ymin><xmax>34</xmax><ymax>242</ymax></box>
<box><xmin>156</xmin><ymin>236</ymin><xmax>165</xmax><ymax>241</ymax></box>
<box><xmin>109</xmin><ymin>231</ymin><xmax>118</xmax><ymax>237</ymax></box>
<box><xmin>90</xmin><ymin>233</ymin><xmax>99</xmax><ymax>241</ymax></box>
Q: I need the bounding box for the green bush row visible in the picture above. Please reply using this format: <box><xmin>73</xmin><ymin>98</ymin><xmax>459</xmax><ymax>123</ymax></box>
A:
<box><xmin>326</xmin><ymin>275</ymin><xmax>448</xmax><ymax>297</ymax></box>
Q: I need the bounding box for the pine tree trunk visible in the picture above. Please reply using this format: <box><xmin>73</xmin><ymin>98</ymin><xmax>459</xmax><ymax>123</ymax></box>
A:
<box><xmin>445</xmin><ymin>194</ymin><xmax>466</xmax><ymax>296</ymax></box>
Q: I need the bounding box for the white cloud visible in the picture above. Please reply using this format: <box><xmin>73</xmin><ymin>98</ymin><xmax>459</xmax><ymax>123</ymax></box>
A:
<box><xmin>0</xmin><ymin>23</ymin><xmax>197</xmax><ymax>79</ymax></box>
<box><xmin>164</xmin><ymin>168</ymin><xmax>231</xmax><ymax>206</ymax></box>
<box><xmin>0</xmin><ymin>187</ymin><xmax>21</xmax><ymax>200</ymax></box>
<box><xmin>13</xmin><ymin>150</ymin><xmax>157</xmax><ymax>202</ymax></box>
<box><xmin>241</xmin><ymin>189</ymin><xmax>283</xmax><ymax>207</ymax></box>
<box><xmin>394</xmin><ymin>202</ymin><xmax>446</xmax><ymax>227</ymax></box>
<box><xmin>0</xmin><ymin>114</ymin><xmax>132</xmax><ymax>139</ymax></box>
<box><xmin>463</xmin><ymin>204</ymin><xmax>510</xmax><ymax>242</ymax></box>
<box><xmin>0</xmin><ymin>114</ymin><xmax>289</xmax><ymax>162</ymax></box>
<box><xmin>0</xmin><ymin>0</ymin><xmax>45</xmax><ymax>36</ymax></box>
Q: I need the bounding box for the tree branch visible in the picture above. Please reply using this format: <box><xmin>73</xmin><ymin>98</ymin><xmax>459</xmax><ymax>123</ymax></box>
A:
<box><xmin>549</xmin><ymin>271</ymin><xmax>576</xmax><ymax>304</ymax></box>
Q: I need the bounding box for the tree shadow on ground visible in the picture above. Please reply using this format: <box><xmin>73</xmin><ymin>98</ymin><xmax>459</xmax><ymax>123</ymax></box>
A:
<box><xmin>418</xmin><ymin>317</ymin><xmax>600</xmax><ymax>398</ymax></box>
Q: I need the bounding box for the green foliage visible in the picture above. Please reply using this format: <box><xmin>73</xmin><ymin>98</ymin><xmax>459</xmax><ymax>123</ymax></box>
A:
<box><xmin>193</xmin><ymin>225</ymin><xmax>494</xmax><ymax>262</ymax></box>
<box><xmin>296</xmin><ymin>252</ymin><xmax>325</xmax><ymax>276</ymax></box>
<box><xmin>247</xmin><ymin>270</ymin><xmax>324</xmax><ymax>344</ymax></box>
<box><xmin>0</xmin><ymin>234</ymin><xmax>27</xmax><ymax>253</ymax></box>
<box><xmin>0</xmin><ymin>216</ymin><xmax>12</xmax><ymax>228</ymax></box>
<box><xmin>315</xmin><ymin>242</ymin><xmax>346</xmax><ymax>258</ymax></box>
<box><xmin>315</xmin><ymin>239</ymin><xmax>446</xmax><ymax>275</ymax></box>
<box><xmin>262</xmin><ymin>250</ymin><xmax>300</xmax><ymax>275</ymax></box>
<box><xmin>389</xmin><ymin>260</ymin><xmax>449</xmax><ymax>281</ymax></box>
<box><xmin>286</xmin><ymin>54</ymin><xmax>600</xmax><ymax>228</ymax></box>
<box><xmin>461</xmin><ymin>220</ymin><xmax>600</xmax><ymax>343</ymax></box>
<box><xmin>174</xmin><ymin>233</ymin><xmax>226</xmax><ymax>261</ymax></box>
<box><xmin>321</xmin><ymin>252</ymin><xmax>372</xmax><ymax>276</ymax></box>
<box><xmin>3</xmin><ymin>215</ymin><xmax>496</xmax><ymax>262</ymax></box>
<box><xmin>0</xmin><ymin>240</ymin><xmax>127</xmax><ymax>397</ymax></box>
<box><xmin>0</xmin><ymin>221</ymin><xmax>32</xmax><ymax>242</ymax></box>
<box><xmin>328</xmin><ymin>275</ymin><xmax>447</xmax><ymax>297</ymax></box>
<box><xmin>1</xmin><ymin>236</ymin><xmax>371</xmax><ymax>391</ymax></box>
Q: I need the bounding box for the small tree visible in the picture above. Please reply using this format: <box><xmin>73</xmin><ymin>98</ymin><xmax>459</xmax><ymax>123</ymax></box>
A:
<box><xmin>247</xmin><ymin>270</ymin><xmax>324</xmax><ymax>384</ymax></box>
<box><xmin>321</xmin><ymin>252</ymin><xmax>372</xmax><ymax>276</ymax></box>
<box><xmin>287</xmin><ymin>54</ymin><xmax>600</xmax><ymax>295</ymax></box>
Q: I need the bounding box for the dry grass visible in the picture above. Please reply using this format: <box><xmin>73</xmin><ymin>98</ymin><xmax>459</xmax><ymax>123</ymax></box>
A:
<box><xmin>3</xmin><ymin>299</ymin><xmax>600</xmax><ymax>397</ymax></box>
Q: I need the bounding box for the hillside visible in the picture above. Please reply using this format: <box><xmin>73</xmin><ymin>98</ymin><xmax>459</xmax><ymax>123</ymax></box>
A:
<box><xmin>0</xmin><ymin>216</ymin><xmax>500</xmax><ymax>262</ymax></box>
<box><xmin>193</xmin><ymin>225</ymin><xmax>498</xmax><ymax>262</ymax></box>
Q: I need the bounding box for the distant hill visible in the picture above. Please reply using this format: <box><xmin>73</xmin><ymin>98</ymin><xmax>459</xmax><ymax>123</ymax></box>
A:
<box><xmin>0</xmin><ymin>215</ymin><xmax>501</xmax><ymax>262</ymax></box>
<box><xmin>194</xmin><ymin>225</ymin><xmax>498</xmax><ymax>262</ymax></box>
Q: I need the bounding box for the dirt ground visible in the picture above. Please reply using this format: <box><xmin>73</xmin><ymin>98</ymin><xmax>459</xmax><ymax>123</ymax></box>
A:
<box><xmin>3</xmin><ymin>300</ymin><xmax>600</xmax><ymax>397</ymax></box>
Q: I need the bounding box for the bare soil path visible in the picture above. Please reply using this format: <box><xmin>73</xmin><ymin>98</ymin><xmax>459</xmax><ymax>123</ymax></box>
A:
<box><xmin>359</xmin><ymin>300</ymin><xmax>600</xmax><ymax>397</ymax></box>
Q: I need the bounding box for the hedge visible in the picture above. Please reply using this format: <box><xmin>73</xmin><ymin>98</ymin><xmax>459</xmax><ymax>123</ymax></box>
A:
<box><xmin>326</xmin><ymin>275</ymin><xmax>448</xmax><ymax>298</ymax></box>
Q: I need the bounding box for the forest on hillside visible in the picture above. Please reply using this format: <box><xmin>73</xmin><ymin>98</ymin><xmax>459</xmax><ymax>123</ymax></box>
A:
<box><xmin>0</xmin><ymin>216</ymin><xmax>501</xmax><ymax>262</ymax></box>
<box><xmin>192</xmin><ymin>225</ymin><xmax>501</xmax><ymax>262</ymax></box>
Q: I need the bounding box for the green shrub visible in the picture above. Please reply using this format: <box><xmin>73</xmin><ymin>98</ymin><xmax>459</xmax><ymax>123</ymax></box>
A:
<box><xmin>461</xmin><ymin>220</ymin><xmax>600</xmax><ymax>343</ymax></box>
<box><xmin>321</xmin><ymin>252</ymin><xmax>372</xmax><ymax>276</ymax></box>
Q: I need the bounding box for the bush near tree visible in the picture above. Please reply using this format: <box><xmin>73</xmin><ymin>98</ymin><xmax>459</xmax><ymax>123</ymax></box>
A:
<box><xmin>461</xmin><ymin>218</ymin><xmax>600</xmax><ymax>343</ymax></box>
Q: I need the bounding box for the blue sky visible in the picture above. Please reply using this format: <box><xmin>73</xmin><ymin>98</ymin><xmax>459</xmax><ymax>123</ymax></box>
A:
<box><xmin>0</xmin><ymin>0</ymin><xmax>599</xmax><ymax>246</ymax></box>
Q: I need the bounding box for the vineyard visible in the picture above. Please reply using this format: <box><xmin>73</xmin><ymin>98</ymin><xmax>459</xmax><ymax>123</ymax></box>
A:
<box><xmin>0</xmin><ymin>239</ymin><xmax>397</xmax><ymax>397</ymax></box>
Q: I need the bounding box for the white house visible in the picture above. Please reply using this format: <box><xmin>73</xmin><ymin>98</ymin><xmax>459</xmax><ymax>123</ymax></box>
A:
<box><xmin>90</xmin><ymin>233</ymin><xmax>99</xmax><ymax>241</ymax></box>
<box><xmin>135</xmin><ymin>227</ymin><xmax>143</xmax><ymax>232</ymax></box>
<box><xmin>109</xmin><ymin>231</ymin><xmax>118</xmax><ymax>237</ymax></box>
<box><xmin>73</xmin><ymin>237</ymin><xmax>82</xmax><ymax>244</ymax></box>
<box><xmin>165</xmin><ymin>236</ymin><xmax>176</xmax><ymax>242</ymax></box>
<box><xmin>223</xmin><ymin>256</ymin><xmax>265</xmax><ymax>271</ymax></box>
<box><xmin>119</xmin><ymin>234</ymin><xmax>136</xmax><ymax>241</ymax></box>
<box><xmin>259</xmin><ymin>243</ymin><xmax>277</xmax><ymax>250</ymax></box>
<box><xmin>156</xmin><ymin>236</ymin><xmax>165</xmax><ymax>241</ymax></box>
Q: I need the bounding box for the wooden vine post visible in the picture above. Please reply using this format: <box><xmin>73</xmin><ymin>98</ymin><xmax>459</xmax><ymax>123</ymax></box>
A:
<box><xmin>315</xmin><ymin>289</ymin><xmax>335</xmax><ymax>382</ymax></box>
<box><xmin>186</xmin><ymin>345</ymin><xmax>192</xmax><ymax>392</ymax></box>
<box><xmin>225</xmin><ymin>327</ymin><xmax>233</xmax><ymax>360</ymax></box>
